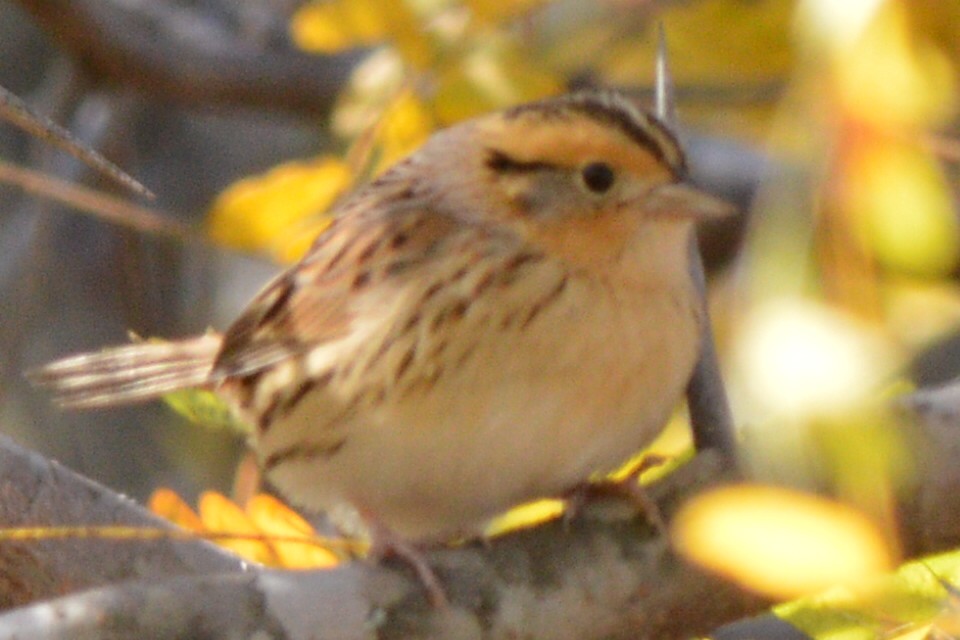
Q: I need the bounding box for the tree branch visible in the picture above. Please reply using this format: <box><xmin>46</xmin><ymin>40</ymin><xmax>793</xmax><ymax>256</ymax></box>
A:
<box><xmin>3</xmin><ymin>382</ymin><xmax>960</xmax><ymax>639</ymax></box>
<box><xmin>13</xmin><ymin>0</ymin><xmax>362</xmax><ymax>117</ymax></box>
<box><xmin>0</xmin><ymin>432</ymin><xmax>769</xmax><ymax>638</ymax></box>
<box><xmin>0</xmin><ymin>434</ymin><xmax>245</xmax><ymax>610</ymax></box>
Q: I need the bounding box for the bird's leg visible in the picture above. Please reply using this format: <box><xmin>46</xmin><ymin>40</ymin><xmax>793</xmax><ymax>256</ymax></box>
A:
<box><xmin>364</xmin><ymin>517</ymin><xmax>449</xmax><ymax>607</ymax></box>
<box><xmin>563</xmin><ymin>454</ymin><xmax>669</xmax><ymax>535</ymax></box>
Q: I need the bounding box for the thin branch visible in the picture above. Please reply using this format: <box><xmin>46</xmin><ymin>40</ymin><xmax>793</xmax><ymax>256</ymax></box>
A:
<box><xmin>686</xmin><ymin>234</ymin><xmax>737</xmax><ymax>456</ymax></box>
<box><xmin>0</xmin><ymin>84</ymin><xmax>153</xmax><ymax>198</ymax></box>
<box><xmin>0</xmin><ymin>159</ymin><xmax>194</xmax><ymax>239</ymax></box>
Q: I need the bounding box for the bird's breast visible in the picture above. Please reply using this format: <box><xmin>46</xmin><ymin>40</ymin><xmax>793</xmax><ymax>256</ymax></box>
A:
<box><xmin>255</xmin><ymin>258</ymin><xmax>702</xmax><ymax>540</ymax></box>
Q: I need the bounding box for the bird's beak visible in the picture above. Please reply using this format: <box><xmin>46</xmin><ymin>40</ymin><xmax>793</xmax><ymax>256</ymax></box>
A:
<box><xmin>643</xmin><ymin>183</ymin><xmax>734</xmax><ymax>220</ymax></box>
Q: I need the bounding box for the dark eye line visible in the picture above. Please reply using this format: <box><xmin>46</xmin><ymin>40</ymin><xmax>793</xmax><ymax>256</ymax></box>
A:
<box><xmin>485</xmin><ymin>149</ymin><xmax>557</xmax><ymax>174</ymax></box>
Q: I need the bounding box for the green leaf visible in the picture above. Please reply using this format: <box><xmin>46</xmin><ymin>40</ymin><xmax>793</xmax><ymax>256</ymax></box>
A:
<box><xmin>163</xmin><ymin>389</ymin><xmax>253</xmax><ymax>436</ymax></box>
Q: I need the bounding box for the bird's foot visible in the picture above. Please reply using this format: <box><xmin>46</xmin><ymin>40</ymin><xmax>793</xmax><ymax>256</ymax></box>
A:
<box><xmin>365</xmin><ymin>520</ymin><xmax>448</xmax><ymax>608</ymax></box>
<box><xmin>563</xmin><ymin>454</ymin><xmax>669</xmax><ymax>535</ymax></box>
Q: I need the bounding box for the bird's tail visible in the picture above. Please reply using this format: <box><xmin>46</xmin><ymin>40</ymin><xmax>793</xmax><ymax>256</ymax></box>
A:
<box><xmin>28</xmin><ymin>333</ymin><xmax>222</xmax><ymax>409</ymax></box>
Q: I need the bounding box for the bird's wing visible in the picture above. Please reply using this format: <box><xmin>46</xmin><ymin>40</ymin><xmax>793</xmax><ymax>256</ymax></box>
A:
<box><xmin>210</xmin><ymin>192</ymin><xmax>503</xmax><ymax>381</ymax></box>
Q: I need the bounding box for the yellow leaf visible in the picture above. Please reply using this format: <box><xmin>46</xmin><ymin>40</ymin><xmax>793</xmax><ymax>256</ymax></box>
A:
<box><xmin>598</xmin><ymin>0</ymin><xmax>794</xmax><ymax>88</ymax></box>
<box><xmin>485</xmin><ymin>499</ymin><xmax>565</xmax><ymax>537</ymax></box>
<box><xmin>293</xmin><ymin>0</ymin><xmax>433</xmax><ymax>68</ymax></box>
<box><xmin>434</xmin><ymin>41</ymin><xmax>562</xmax><ymax>124</ymax></box>
<box><xmin>606</xmin><ymin>412</ymin><xmax>693</xmax><ymax>485</ymax></box>
<box><xmin>246</xmin><ymin>494</ymin><xmax>340</xmax><ymax>569</ymax></box>
<box><xmin>466</xmin><ymin>0</ymin><xmax>548</xmax><ymax>24</ymax></box>
<box><xmin>148</xmin><ymin>488</ymin><xmax>203</xmax><ymax>532</ymax></box>
<box><xmin>290</xmin><ymin>0</ymin><xmax>390</xmax><ymax>53</ymax></box>
<box><xmin>277</xmin><ymin>217</ymin><xmax>339</xmax><ymax>264</ymax></box>
<box><xmin>830</xmin><ymin>1</ymin><xmax>956</xmax><ymax>127</ymax></box>
<box><xmin>376</xmin><ymin>89</ymin><xmax>434</xmax><ymax>169</ymax></box>
<box><xmin>199</xmin><ymin>491</ymin><xmax>278</xmax><ymax>566</ymax></box>
<box><xmin>846</xmin><ymin>142</ymin><xmax>959</xmax><ymax>276</ymax></box>
<box><xmin>344</xmin><ymin>88</ymin><xmax>436</xmax><ymax>177</ymax></box>
<box><xmin>377</xmin><ymin>0</ymin><xmax>434</xmax><ymax>70</ymax></box>
<box><xmin>207</xmin><ymin>157</ymin><xmax>351</xmax><ymax>262</ymax></box>
<box><xmin>887</xmin><ymin>625</ymin><xmax>934</xmax><ymax>640</ymax></box>
<box><xmin>775</xmin><ymin>550</ymin><xmax>960</xmax><ymax>639</ymax></box>
<box><xmin>672</xmin><ymin>485</ymin><xmax>893</xmax><ymax>600</ymax></box>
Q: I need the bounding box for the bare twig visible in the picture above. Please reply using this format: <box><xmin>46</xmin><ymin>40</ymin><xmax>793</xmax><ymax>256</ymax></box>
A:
<box><xmin>654</xmin><ymin>27</ymin><xmax>737</xmax><ymax>457</ymax></box>
<box><xmin>0</xmin><ymin>159</ymin><xmax>193</xmax><ymax>238</ymax></box>
<box><xmin>0</xmin><ymin>84</ymin><xmax>153</xmax><ymax>198</ymax></box>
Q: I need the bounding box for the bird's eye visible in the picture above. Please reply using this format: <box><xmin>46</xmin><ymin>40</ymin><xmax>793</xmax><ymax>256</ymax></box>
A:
<box><xmin>580</xmin><ymin>162</ymin><xmax>615</xmax><ymax>194</ymax></box>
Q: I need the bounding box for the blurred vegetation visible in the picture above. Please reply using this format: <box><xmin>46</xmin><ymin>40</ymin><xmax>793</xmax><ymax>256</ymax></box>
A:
<box><xmin>4</xmin><ymin>0</ymin><xmax>960</xmax><ymax>634</ymax></box>
<box><xmin>203</xmin><ymin>0</ymin><xmax>960</xmax><ymax>631</ymax></box>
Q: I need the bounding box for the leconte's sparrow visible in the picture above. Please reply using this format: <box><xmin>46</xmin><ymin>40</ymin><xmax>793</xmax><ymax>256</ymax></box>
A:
<box><xmin>31</xmin><ymin>90</ymin><xmax>729</xmax><ymax>559</ymax></box>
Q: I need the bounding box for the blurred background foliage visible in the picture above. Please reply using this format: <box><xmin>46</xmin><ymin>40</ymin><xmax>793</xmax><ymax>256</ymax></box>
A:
<box><xmin>1</xmin><ymin>0</ymin><xmax>960</xmax><ymax>622</ymax></box>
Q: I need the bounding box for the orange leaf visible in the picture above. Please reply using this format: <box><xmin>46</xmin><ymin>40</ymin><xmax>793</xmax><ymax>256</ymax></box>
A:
<box><xmin>199</xmin><ymin>490</ymin><xmax>278</xmax><ymax>566</ymax></box>
<box><xmin>246</xmin><ymin>494</ymin><xmax>340</xmax><ymax>569</ymax></box>
<box><xmin>148</xmin><ymin>488</ymin><xmax>203</xmax><ymax>532</ymax></box>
